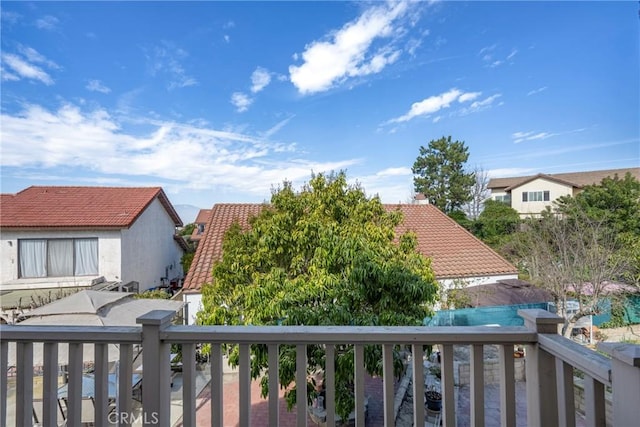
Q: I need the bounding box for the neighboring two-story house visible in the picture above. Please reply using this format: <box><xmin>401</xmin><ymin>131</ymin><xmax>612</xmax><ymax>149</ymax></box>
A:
<box><xmin>179</xmin><ymin>203</ymin><xmax>519</xmax><ymax>324</ymax></box>
<box><xmin>487</xmin><ymin>167</ymin><xmax>640</xmax><ymax>217</ymax></box>
<box><xmin>189</xmin><ymin>208</ymin><xmax>212</xmax><ymax>245</ymax></box>
<box><xmin>0</xmin><ymin>186</ymin><xmax>186</xmax><ymax>295</ymax></box>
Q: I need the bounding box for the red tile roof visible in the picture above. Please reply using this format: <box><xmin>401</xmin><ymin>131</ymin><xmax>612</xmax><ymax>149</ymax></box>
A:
<box><xmin>0</xmin><ymin>186</ymin><xmax>182</xmax><ymax>229</ymax></box>
<box><xmin>194</xmin><ymin>209</ymin><xmax>212</xmax><ymax>225</ymax></box>
<box><xmin>387</xmin><ymin>204</ymin><xmax>517</xmax><ymax>279</ymax></box>
<box><xmin>190</xmin><ymin>209</ymin><xmax>213</xmax><ymax>242</ymax></box>
<box><xmin>182</xmin><ymin>203</ymin><xmax>517</xmax><ymax>292</ymax></box>
<box><xmin>183</xmin><ymin>204</ymin><xmax>265</xmax><ymax>291</ymax></box>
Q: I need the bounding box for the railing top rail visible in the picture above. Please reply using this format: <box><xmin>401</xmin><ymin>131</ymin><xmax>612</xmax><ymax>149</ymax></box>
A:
<box><xmin>539</xmin><ymin>333</ymin><xmax>612</xmax><ymax>385</ymax></box>
<box><xmin>163</xmin><ymin>325</ymin><xmax>538</xmax><ymax>345</ymax></box>
<box><xmin>0</xmin><ymin>325</ymin><xmax>142</xmax><ymax>344</ymax></box>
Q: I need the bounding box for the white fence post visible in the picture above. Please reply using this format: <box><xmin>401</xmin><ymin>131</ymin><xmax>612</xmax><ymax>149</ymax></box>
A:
<box><xmin>598</xmin><ymin>342</ymin><xmax>640</xmax><ymax>427</ymax></box>
<box><xmin>518</xmin><ymin>309</ymin><xmax>563</xmax><ymax>427</ymax></box>
<box><xmin>137</xmin><ymin>310</ymin><xmax>175</xmax><ymax>427</ymax></box>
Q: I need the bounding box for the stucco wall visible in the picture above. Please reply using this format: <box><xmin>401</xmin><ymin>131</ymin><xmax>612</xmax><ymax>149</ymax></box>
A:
<box><xmin>439</xmin><ymin>274</ymin><xmax>519</xmax><ymax>289</ymax></box>
<box><xmin>0</xmin><ymin>229</ymin><xmax>121</xmax><ymax>290</ymax></box>
<box><xmin>120</xmin><ymin>198</ymin><xmax>183</xmax><ymax>292</ymax></box>
<box><xmin>183</xmin><ymin>292</ymin><xmax>204</xmax><ymax>325</ymax></box>
<box><xmin>510</xmin><ymin>178</ymin><xmax>573</xmax><ymax>216</ymax></box>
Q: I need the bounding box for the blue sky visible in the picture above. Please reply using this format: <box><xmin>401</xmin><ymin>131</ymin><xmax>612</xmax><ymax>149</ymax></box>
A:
<box><xmin>1</xmin><ymin>1</ymin><xmax>639</xmax><ymax>219</ymax></box>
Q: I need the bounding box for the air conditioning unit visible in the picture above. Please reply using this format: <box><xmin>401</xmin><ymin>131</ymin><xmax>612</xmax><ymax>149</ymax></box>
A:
<box><xmin>121</xmin><ymin>281</ymin><xmax>139</xmax><ymax>293</ymax></box>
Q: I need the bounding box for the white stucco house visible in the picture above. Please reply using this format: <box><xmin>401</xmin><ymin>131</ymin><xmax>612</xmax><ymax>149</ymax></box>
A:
<box><xmin>0</xmin><ymin>186</ymin><xmax>187</xmax><ymax>296</ymax></box>
<box><xmin>180</xmin><ymin>203</ymin><xmax>518</xmax><ymax>324</ymax></box>
<box><xmin>487</xmin><ymin>167</ymin><xmax>640</xmax><ymax>217</ymax></box>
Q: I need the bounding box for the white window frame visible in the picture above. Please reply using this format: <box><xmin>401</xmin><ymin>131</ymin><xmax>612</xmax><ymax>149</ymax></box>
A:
<box><xmin>522</xmin><ymin>191</ymin><xmax>550</xmax><ymax>202</ymax></box>
<box><xmin>18</xmin><ymin>238</ymin><xmax>99</xmax><ymax>278</ymax></box>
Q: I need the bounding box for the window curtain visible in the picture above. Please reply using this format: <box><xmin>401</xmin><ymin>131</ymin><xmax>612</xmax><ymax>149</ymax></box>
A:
<box><xmin>19</xmin><ymin>240</ymin><xmax>47</xmax><ymax>278</ymax></box>
<box><xmin>48</xmin><ymin>239</ymin><xmax>73</xmax><ymax>276</ymax></box>
<box><xmin>75</xmin><ymin>239</ymin><xmax>98</xmax><ymax>275</ymax></box>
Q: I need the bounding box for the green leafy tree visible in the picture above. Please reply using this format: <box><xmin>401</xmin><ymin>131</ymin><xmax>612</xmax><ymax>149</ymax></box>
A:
<box><xmin>181</xmin><ymin>252</ymin><xmax>195</xmax><ymax>275</ymax></box>
<box><xmin>180</xmin><ymin>223</ymin><xmax>197</xmax><ymax>237</ymax></box>
<box><xmin>197</xmin><ymin>172</ymin><xmax>438</xmax><ymax>419</ymax></box>
<box><xmin>134</xmin><ymin>289</ymin><xmax>171</xmax><ymax>299</ymax></box>
<box><xmin>556</xmin><ymin>172</ymin><xmax>640</xmax><ymax>236</ymax></box>
<box><xmin>475</xmin><ymin>199</ymin><xmax>521</xmax><ymax>248</ymax></box>
<box><xmin>447</xmin><ymin>209</ymin><xmax>473</xmax><ymax>232</ymax></box>
<box><xmin>556</xmin><ymin>172</ymin><xmax>640</xmax><ymax>285</ymax></box>
<box><xmin>412</xmin><ymin>136</ymin><xmax>475</xmax><ymax>214</ymax></box>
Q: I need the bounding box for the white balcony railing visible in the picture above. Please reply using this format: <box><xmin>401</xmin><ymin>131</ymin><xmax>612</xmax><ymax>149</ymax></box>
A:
<box><xmin>1</xmin><ymin>309</ymin><xmax>639</xmax><ymax>427</ymax></box>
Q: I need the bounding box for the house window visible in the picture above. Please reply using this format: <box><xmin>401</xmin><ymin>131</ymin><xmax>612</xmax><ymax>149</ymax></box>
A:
<box><xmin>495</xmin><ymin>195</ymin><xmax>511</xmax><ymax>204</ymax></box>
<box><xmin>523</xmin><ymin>191</ymin><xmax>550</xmax><ymax>202</ymax></box>
<box><xmin>18</xmin><ymin>238</ymin><xmax>99</xmax><ymax>278</ymax></box>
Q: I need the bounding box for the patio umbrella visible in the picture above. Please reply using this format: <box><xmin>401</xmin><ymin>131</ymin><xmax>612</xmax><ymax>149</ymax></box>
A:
<box><xmin>7</xmin><ymin>290</ymin><xmax>184</xmax><ymax>366</ymax></box>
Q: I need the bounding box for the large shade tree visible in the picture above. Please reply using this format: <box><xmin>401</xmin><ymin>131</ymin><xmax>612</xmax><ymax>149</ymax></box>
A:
<box><xmin>556</xmin><ymin>172</ymin><xmax>640</xmax><ymax>286</ymax></box>
<box><xmin>412</xmin><ymin>136</ymin><xmax>475</xmax><ymax>214</ymax></box>
<box><xmin>197</xmin><ymin>172</ymin><xmax>438</xmax><ymax>418</ymax></box>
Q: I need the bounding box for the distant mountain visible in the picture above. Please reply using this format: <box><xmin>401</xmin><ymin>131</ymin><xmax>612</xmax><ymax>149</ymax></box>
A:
<box><xmin>174</xmin><ymin>204</ymin><xmax>203</xmax><ymax>225</ymax></box>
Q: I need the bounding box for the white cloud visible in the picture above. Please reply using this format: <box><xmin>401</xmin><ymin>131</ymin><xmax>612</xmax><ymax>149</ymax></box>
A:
<box><xmin>230</xmin><ymin>92</ymin><xmax>253</xmax><ymax>113</ymax></box>
<box><xmin>458</xmin><ymin>92</ymin><xmax>481</xmax><ymax>103</ymax></box>
<box><xmin>35</xmin><ymin>15</ymin><xmax>59</xmax><ymax>30</ymax></box>
<box><xmin>512</xmin><ymin>127</ymin><xmax>586</xmax><ymax>144</ymax></box>
<box><xmin>479</xmin><ymin>44</ymin><xmax>517</xmax><ymax>68</ymax></box>
<box><xmin>390</xmin><ymin>88</ymin><xmax>460</xmax><ymax>123</ymax></box>
<box><xmin>352</xmin><ymin>168</ymin><xmax>413</xmax><ymax>203</ymax></box>
<box><xmin>1</xmin><ymin>53</ymin><xmax>54</xmax><ymax>85</ymax></box>
<box><xmin>389</xmin><ymin>88</ymin><xmax>485</xmax><ymax>123</ymax></box>
<box><xmin>405</xmin><ymin>38</ymin><xmax>422</xmax><ymax>56</ymax></box>
<box><xmin>469</xmin><ymin>94</ymin><xmax>501</xmax><ymax>110</ymax></box>
<box><xmin>86</xmin><ymin>79</ymin><xmax>111</xmax><ymax>94</ymax></box>
<box><xmin>17</xmin><ymin>45</ymin><xmax>60</xmax><ymax>69</ymax></box>
<box><xmin>251</xmin><ymin>67</ymin><xmax>272</xmax><ymax>93</ymax></box>
<box><xmin>262</xmin><ymin>115</ymin><xmax>295</xmax><ymax>139</ymax></box>
<box><xmin>0</xmin><ymin>103</ymin><xmax>359</xmax><ymax>198</ymax></box>
<box><xmin>527</xmin><ymin>86</ymin><xmax>547</xmax><ymax>96</ymax></box>
<box><xmin>289</xmin><ymin>1</ymin><xmax>414</xmax><ymax>94</ymax></box>
<box><xmin>377</xmin><ymin>167</ymin><xmax>411</xmax><ymax>177</ymax></box>
<box><xmin>0</xmin><ymin>66</ymin><xmax>19</xmax><ymax>82</ymax></box>
<box><xmin>145</xmin><ymin>41</ymin><xmax>198</xmax><ymax>90</ymax></box>
<box><xmin>2</xmin><ymin>10</ymin><xmax>21</xmax><ymax>25</ymax></box>
<box><xmin>487</xmin><ymin>168</ymin><xmax>535</xmax><ymax>178</ymax></box>
<box><xmin>512</xmin><ymin>131</ymin><xmax>553</xmax><ymax>143</ymax></box>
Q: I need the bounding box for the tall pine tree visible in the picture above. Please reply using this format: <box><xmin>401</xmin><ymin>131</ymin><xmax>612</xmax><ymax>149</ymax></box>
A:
<box><xmin>412</xmin><ymin>136</ymin><xmax>475</xmax><ymax>213</ymax></box>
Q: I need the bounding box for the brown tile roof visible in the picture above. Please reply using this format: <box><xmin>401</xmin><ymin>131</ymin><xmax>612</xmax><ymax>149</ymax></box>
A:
<box><xmin>386</xmin><ymin>204</ymin><xmax>517</xmax><ymax>279</ymax></box>
<box><xmin>190</xmin><ymin>209</ymin><xmax>213</xmax><ymax>242</ymax></box>
<box><xmin>182</xmin><ymin>203</ymin><xmax>517</xmax><ymax>292</ymax></box>
<box><xmin>488</xmin><ymin>167</ymin><xmax>640</xmax><ymax>190</ymax></box>
<box><xmin>183</xmin><ymin>203</ymin><xmax>265</xmax><ymax>291</ymax></box>
<box><xmin>0</xmin><ymin>186</ymin><xmax>182</xmax><ymax>229</ymax></box>
<box><xmin>194</xmin><ymin>209</ymin><xmax>212</xmax><ymax>225</ymax></box>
